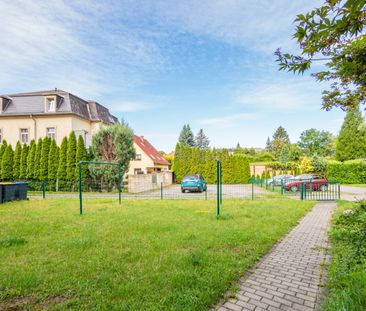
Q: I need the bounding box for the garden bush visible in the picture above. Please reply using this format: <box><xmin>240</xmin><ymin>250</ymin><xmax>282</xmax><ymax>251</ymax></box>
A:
<box><xmin>327</xmin><ymin>159</ymin><xmax>366</xmax><ymax>184</ymax></box>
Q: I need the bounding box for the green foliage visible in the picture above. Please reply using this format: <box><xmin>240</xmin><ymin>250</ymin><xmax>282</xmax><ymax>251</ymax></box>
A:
<box><xmin>310</xmin><ymin>154</ymin><xmax>327</xmax><ymax>174</ymax></box>
<box><xmin>33</xmin><ymin>138</ymin><xmax>43</xmax><ymax>180</ymax></box>
<box><xmin>12</xmin><ymin>142</ymin><xmax>22</xmax><ymax>180</ymax></box>
<box><xmin>327</xmin><ymin>159</ymin><xmax>366</xmax><ymax>184</ymax></box>
<box><xmin>298</xmin><ymin>128</ymin><xmax>335</xmax><ymax>156</ymax></box>
<box><xmin>67</xmin><ymin>132</ymin><xmax>77</xmax><ymax>181</ymax></box>
<box><xmin>265</xmin><ymin>137</ymin><xmax>272</xmax><ymax>152</ymax></box>
<box><xmin>75</xmin><ymin>136</ymin><xmax>88</xmax><ymax>179</ymax></box>
<box><xmin>26</xmin><ymin>140</ymin><xmax>36</xmax><ymax>179</ymax></box>
<box><xmin>279</xmin><ymin>144</ymin><xmax>291</xmax><ymax>163</ymax></box>
<box><xmin>1</xmin><ymin>144</ymin><xmax>14</xmax><ymax>180</ymax></box>
<box><xmin>276</xmin><ymin>1</ymin><xmax>366</xmax><ymax>110</ymax></box>
<box><xmin>323</xmin><ymin>201</ymin><xmax>366</xmax><ymax>310</ymax></box>
<box><xmin>335</xmin><ymin>107</ymin><xmax>366</xmax><ymax>161</ymax></box>
<box><xmin>57</xmin><ymin>137</ymin><xmax>68</xmax><ymax>181</ymax></box>
<box><xmin>48</xmin><ymin>140</ymin><xmax>59</xmax><ymax>181</ymax></box>
<box><xmin>272</xmin><ymin>126</ymin><xmax>290</xmax><ymax>157</ymax></box>
<box><xmin>90</xmin><ymin>123</ymin><xmax>135</xmax><ymax>178</ymax></box>
<box><xmin>195</xmin><ymin>129</ymin><xmax>210</xmax><ymax>149</ymax></box>
<box><xmin>299</xmin><ymin>157</ymin><xmax>313</xmax><ymax>173</ymax></box>
<box><xmin>0</xmin><ymin>140</ymin><xmax>7</xmax><ymax>177</ymax></box>
<box><xmin>19</xmin><ymin>144</ymin><xmax>29</xmax><ymax>179</ymax></box>
<box><xmin>39</xmin><ymin>137</ymin><xmax>51</xmax><ymax>180</ymax></box>
<box><xmin>178</xmin><ymin>124</ymin><xmax>195</xmax><ymax>147</ymax></box>
<box><xmin>173</xmin><ymin>144</ymin><xmax>250</xmax><ymax>183</ymax></box>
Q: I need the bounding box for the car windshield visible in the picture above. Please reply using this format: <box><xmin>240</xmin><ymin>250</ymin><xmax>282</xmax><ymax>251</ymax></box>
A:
<box><xmin>183</xmin><ymin>175</ymin><xmax>199</xmax><ymax>181</ymax></box>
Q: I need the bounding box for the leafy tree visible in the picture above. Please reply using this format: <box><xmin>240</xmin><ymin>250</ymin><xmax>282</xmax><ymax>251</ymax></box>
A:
<box><xmin>289</xmin><ymin>144</ymin><xmax>302</xmax><ymax>161</ymax></box>
<box><xmin>272</xmin><ymin>126</ymin><xmax>290</xmax><ymax>156</ymax></box>
<box><xmin>195</xmin><ymin>129</ymin><xmax>210</xmax><ymax>149</ymax></box>
<box><xmin>33</xmin><ymin>138</ymin><xmax>43</xmax><ymax>180</ymax></box>
<box><xmin>39</xmin><ymin>137</ymin><xmax>51</xmax><ymax>180</ymax></box>
<box><xmin>265</xmin><ymin>137</ymin><xmax>272</xmax><ymax>152</ymax></box>
<box><xmin>276</xmin><ymin>1</ymin><xmax>366</xmax><ymax>110</ymax></box>
<box><xmin>19</xmin><ymin>144</ymin><xmax>29</xmax><ymax>179</ymax></box>
<box><xmin>299</xmin><ymin>157</ymin><xmax>314</xmax><ymax>173</ymax></box>
<box><xmin>48</xmin><ymin>140</ymin><xmax>59</xmax><ymax>181</ymax></box>
<box><xmin>311</xmin><ymin>154</ymin><xmax>327</xmax><ymax>174</ymax></box>
<box><xmin>67</xmin><ymin>132</ymin><xmax>77</xmax><ymax>181</ymax></box>
<box><xmin>178</xmin><ymin>124</ymin><xmax>195</xmax><ymax>147</ymax></box>
<box><xmin>335</xmin><ymin>107</ymin><xmax>366</xmax><ymax>161</ymax></box>
<box><xmin>298</xmin><ymin>129</ymin><xmax>335</xmax><ymax>156</ymax></box>
<box><xmin>12</xmin><ymin>142</ymin><xmax>22</xmax><ymax>180</ymax></box>
<box><xmin>279</xmin><ymin>144</ymin><xmax>291</xmax><ymax>163</ymax></box>
<box><xmin>75</xmin><ymin>135</ymin><xmax>88</xmax><ymax>178</ymax></box>
<box><xmin>90</xmin><ymin>123</ymin><xmax>135</xmax><ymax>178</ymax></box>
<box><xmin>57</xmin><ymin>137</ymin><xmax>68</xmax><ymax>181</ymax></box>
<box><xmin>26</xmin><ymin>140</ymin><xmax>36</xmax><ymax>179</ymax></box>
<box><xmin>0</xmin><ymin>140</ymin><xmax>7</xmax><ymax>177</ymax></box>
<box><xmin>1</xmin><ymin>144</ymin><xmax>14</xmax><ymax>180</ymax></box>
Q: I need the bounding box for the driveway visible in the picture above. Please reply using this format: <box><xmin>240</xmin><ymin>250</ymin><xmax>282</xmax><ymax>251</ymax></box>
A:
<box><xmin>340</xmin><ymin>185</ymin><xmax>366</xmax><ymax>201</ymax></box>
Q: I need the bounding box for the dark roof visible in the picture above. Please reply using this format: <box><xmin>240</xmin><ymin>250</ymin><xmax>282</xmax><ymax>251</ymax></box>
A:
<box><xmin>0</xmin><ymin>89</ymin><xmax>118</xmax><ymax>124</ymax></box>
<box><xmin>133</xmin><ymin>135</ymin><xmax>170</xmax><ymax>166</ymax></box>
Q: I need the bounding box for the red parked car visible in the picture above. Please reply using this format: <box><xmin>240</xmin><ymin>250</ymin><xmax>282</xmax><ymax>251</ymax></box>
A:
<box><xmin>284</xmin><ymin>174</ymin><xmax>328</xmax><ymax>192</ymax></box>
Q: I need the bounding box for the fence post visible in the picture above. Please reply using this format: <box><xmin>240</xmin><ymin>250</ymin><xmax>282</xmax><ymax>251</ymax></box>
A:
<box><xmin>42</xmin><ymin>180</ymin><xmax>46</xmax><ymax>199</ymax></box>
<box><xmin>205</xmin><ymin>187</ymin><xmax>207</xmax><ymax>200</ymax></box>
<box><xmin>338</xmin><ymin>183</ymin><xmax>341</xmax><ymax>200</ymax></box>
<box><xmin>118</xmin><ymin>163</ymin><xmax>122</xmax><ymax>205</ymax></box>
<box><xmin>160</xmin><ymin>182</ymin><xmax>163</xmax><ymax>200</ymax></box>
<box><xmin>79</xmin><ymin>161</ymin><xmax>83</xmax><ymax>215</ymax></box>
<box><xmin>252</xmin><ymin>181</ymin><xmax>254</xmax><ymax>200</ymax></box>
<box><xmin>281</xmin><ymin>179</ymin><xmax>284</xmax><ymax>195</ymax></box>
<box><xmin>216</xmin><ymin>160</ymin><xmax>220</xmax><ymax>217</ymax></box>
<box><xmin>220</xmin><ymin>161</ymin><xmax>223</xmax><ymax>205</ymax></box>
<box><xmin>300</xmin><ymin>183</ymin><xmax>304</xmax><ymax>200</ymax></box>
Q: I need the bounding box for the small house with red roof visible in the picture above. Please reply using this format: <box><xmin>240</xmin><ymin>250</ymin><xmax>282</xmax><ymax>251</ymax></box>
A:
<box><xmin>128</xmin><ymin>135</ymin><xmax>170</xmax><ymax>175</ymax></box>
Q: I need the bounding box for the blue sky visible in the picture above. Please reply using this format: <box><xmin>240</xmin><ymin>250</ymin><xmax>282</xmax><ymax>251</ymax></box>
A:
<box><xmin>0</xmin><ymin>0</ymin><xmax>346</xmax><ymax>151</ymax></box>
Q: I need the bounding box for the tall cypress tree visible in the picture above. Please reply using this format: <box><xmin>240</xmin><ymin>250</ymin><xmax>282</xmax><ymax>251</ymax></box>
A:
<box><xmin>57</xmin><ymin>137</ymin><xmax>68</xmax><ymax>181</ymax></box>
<box><xmin>335</xmin><ymin>107</ymin><xmax>366</xmax><ymax>161</ymax></box>
<box><xmin>19</xmin><ymin>144</ymin><xmax>29</xmax><ymax>179</ymax></box>
<box><xmin>1</xmin><ymin>144</ymin><xmax>14</xmax><ymax>180</ymax></box>
<box><xmin>48</xmin><ymin>140</ymin><xmax>59</xmax><ymax>181</ymax></box>
<box><xmin>39</xmin><ymin>137</ymin><xmax>51</xmax><ymax>180</ymax></box>
<box><xmin>26</xmin><ymin>140</ymin><xmax>36</xmax><ymax>179</ymax></box>
<box><xmin>13</xmin><ymin>142</ymin><xmax>22</xmax><ymax>180</ymax></box>
<box><xmin>0</xmin><ymin>140</ymin><xmax>8</xmax><ymax>179</ymax></box>
<box><xmin>33</xmin><ymin>138</ymin><xmax>43</xmax><ymax>180</ymax></box>
<box><xmin>75</xmin><ymin>135</ymin><xmax>88</xmax><ymax>178</ymax></box>
<box><xmin>67</xmin><ymin>131</ymin><xmax>77</xmax><ymax>181</ymax></box>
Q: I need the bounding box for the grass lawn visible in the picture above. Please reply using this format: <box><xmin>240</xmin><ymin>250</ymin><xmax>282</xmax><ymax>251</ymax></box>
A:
<box><xmin>0</xmin><ymin>198</ymin><xmax>314</xmax><ymax>310</ymax></box>
<box><xmin>322</xmin><ymin>200</ymin><xmax>366</xmax><ymax>311</ymax></box>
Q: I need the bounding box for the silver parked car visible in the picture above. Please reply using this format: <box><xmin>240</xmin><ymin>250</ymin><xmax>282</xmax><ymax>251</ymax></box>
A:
<box><xmin>267</xmin><ymin>174</ymin><xmax>294</xmax><ymax>186</ymax></box>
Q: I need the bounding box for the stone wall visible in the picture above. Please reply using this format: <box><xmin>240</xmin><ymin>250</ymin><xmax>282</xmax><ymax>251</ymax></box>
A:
<box><xmin>127</xmin><ymin>171</ymin><xmax>173</xmax><ymax>193</ymax></box>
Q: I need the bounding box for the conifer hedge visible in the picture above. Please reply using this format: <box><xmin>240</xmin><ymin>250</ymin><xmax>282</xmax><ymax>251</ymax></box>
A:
<box><xmin>173</xmin><ymin>144</ymin><xmax>250</xmax><ymax>183</ymax></box>
<box><xmin>327</xmin><ymin>160</ymin><xmax>366</xmax><ymax>184</ymax></box>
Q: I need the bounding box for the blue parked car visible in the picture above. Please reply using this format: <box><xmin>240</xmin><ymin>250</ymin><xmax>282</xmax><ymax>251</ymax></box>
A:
<box><xmin>181</xmin><ymin>174</ymin><xmax>207</xmax><ymax>193</ymax></box>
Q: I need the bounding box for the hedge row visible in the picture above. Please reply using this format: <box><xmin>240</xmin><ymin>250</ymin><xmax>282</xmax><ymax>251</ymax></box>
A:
<box><xmin>173</xmin><ymin>144</ymin><xmax>251</xmax><ymax>183</ymax></box>
<box><xmin>327</xmin><ymin>160</ymin><xmax>366</xmax><ymax>184</ymax></box>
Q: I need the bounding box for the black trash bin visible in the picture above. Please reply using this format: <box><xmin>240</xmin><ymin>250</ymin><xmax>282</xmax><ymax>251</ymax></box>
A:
<box><xmin>2</xmin><ymin>183</ymin><xmax>16</xmax><ymax>203</ymax></box>
<box><xmin>13</xmin><ymin>182</ymin><xmax>28</xmax><ymax>201</ymax></box>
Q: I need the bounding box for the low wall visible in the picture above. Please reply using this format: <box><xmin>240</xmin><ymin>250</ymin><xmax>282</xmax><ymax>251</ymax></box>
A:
<box><xmin>128</xmin><ymin>171</ymin><xmax>173</xmax><ymax>193</ymax></box>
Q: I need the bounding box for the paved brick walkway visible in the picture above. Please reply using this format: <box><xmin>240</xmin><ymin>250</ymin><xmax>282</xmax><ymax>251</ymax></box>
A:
<box><xmin>216</xmin><ymin>202</ymin><xmax>336</xmax><ymax>311</ymax></box>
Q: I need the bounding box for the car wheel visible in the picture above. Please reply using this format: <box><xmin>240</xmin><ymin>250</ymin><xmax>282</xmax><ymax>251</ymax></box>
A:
<box><xmin>320</xmin><ymin>185</ymin><xmax>327</xmax><ymax>192</ymax></box>
<box><xmin>198</xmin><ymin>187</ymin><xmax>203</xmax><ymax>193</ymax></box>
<box><xmin>181</xmin><ymin>188</ymin><xmax>185</xmax><ymax>193</ymax></box>
<box><xmin>290</xmin><ymin>185</ymin><xmax>298</xmax><ymax>192</ymax></box>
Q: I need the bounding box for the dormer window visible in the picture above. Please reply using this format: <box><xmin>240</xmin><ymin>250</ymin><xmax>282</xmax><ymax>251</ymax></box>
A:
<box><xmin>45</xmin><ymin>97</ymin><xmax>56</xmax><ymax>112</ymax></box>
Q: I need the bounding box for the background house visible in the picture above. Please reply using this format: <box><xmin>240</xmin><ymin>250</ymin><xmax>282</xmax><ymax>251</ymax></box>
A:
<box><xmin>0</xmin><ymin>89</ymin><xmax>118</xmax><ymax>147</ymax></box>
<box><xmin>128</xmin><ymin>135</ymin><xmax>170</xmax><ymax>175</ymax></box>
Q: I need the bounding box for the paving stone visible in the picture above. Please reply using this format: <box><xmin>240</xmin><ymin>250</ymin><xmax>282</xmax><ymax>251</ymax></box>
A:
<box><xmin>216</xmin><ymin>203</ymin><xmax>335</xmax><ymax>311</ymax></box>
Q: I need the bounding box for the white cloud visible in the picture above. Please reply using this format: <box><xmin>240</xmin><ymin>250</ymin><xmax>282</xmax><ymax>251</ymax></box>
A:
<box><xmin>199</xmin><ymin>113</ymin><xmax>257</xmax><ymax>128</ymax></box>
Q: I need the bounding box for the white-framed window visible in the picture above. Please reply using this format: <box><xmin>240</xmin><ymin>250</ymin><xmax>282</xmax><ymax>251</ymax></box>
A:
<box><xmin>46</xmin><ymin>127</ymin><xmax>56</xmax><ymax>140</ymax></box>
<box><xmin>134</xmin><ymin>168</ymin><xmax>143</xmax><ymax>175</ymax></box>
<box><xmin>20</xmin><ymin>128</ymin><xmax>29</xmax><ymax>144</ymax></box>
<box><xmin>135</xmin><ymin>154</ymin><xmax>142</xmax><ymax>161</ymax></box>
<box><xmin>46</xmin><ymin>97</ymin><xmax>56</xmax><ymax>112</ymax></box>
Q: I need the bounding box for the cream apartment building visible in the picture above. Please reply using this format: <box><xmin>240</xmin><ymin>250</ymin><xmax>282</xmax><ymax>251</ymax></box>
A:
<box><xmin>0</xmin><ymin>89</ymin><xmax>118</xmax><ymax>147</ymax></box>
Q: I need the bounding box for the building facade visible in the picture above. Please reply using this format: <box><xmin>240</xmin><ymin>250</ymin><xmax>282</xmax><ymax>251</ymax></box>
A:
<box><xmin>128</xmin><ymin>135</ymin><xmax>170</xmax><ymax>175</ymax></box>
<box><xmin>0</xmin><ymin>89</ymin><xmax>118</xmax><ymax>147</ymax></box>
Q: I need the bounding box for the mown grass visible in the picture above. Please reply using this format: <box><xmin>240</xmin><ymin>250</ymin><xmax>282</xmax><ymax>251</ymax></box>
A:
<box><xmin>322</xmin><ymin>200</ymin><xmax>366</xmax><ymax>311</ymax></box>
<box><xmin>0</xmin><ymin>198</ymin><xmax>314</xmax><ymax>310</ymax></box>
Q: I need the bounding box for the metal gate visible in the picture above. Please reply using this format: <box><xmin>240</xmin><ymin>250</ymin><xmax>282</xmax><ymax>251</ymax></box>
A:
<box><xmin>300</xmin><ymin>181</ymin><xmax>340</xmax><ymax>201</ymax></box>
